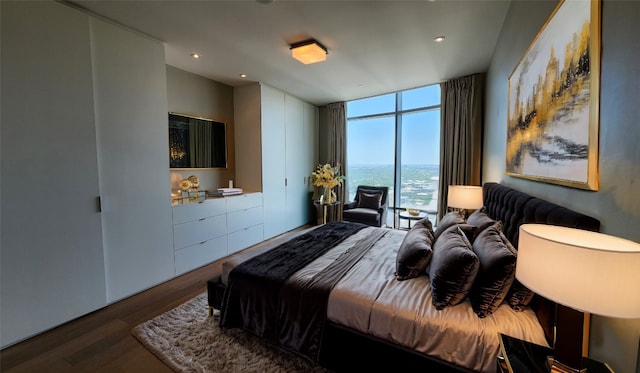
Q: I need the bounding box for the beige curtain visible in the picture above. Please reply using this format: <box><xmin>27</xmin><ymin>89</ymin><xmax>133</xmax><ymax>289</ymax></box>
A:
<box><xmin>323</xmin><ymin>102</ymin><xmax>347</xmax><ymax>219</ymax></box>
<box><xmin>437</xmin><ymin>73</ymin><xmax>484</xmax><ymax>221</ymax></box>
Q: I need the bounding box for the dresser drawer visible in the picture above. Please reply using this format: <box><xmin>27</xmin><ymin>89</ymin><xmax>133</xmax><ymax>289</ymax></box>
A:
<box><xmin>172</xmin><ymin>198</ymin><xmax>226</xmax><ymax>224</ymax></box>
<box><xmin>227</xmin><ymin>223</ymin><xmax>263</xmax><ymax>255</ymax></box>
<box><xmin>227</xmin><ymin>206</ymin><xmax>263</xmax><ymax>233</ymax></box>
<box><xmin>173</xmin><ymin>214</ymin><xmax>226</xmax><ymax>249</ymax></box>
<box><xmin>226</xmin><ymin>192</ymin><xmax>262</xmax><ymax>213</ymax></box>
<box><xmin>174</xmin><ymin>235</ymin><xmax>227</xmax><ymax>275</ymax></box>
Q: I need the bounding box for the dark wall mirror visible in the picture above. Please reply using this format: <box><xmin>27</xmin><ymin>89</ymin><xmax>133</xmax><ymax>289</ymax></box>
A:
<box><xmin>168</xmin><ymin>112</ymin><xmax>227</xmax><ymax>169</ymax></box>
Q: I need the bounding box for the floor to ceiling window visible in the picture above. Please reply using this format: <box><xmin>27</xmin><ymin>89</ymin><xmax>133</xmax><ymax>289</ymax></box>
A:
<box><xmin>346</xmin><ymin>84</ymin><xmax>440</xmax><ymax>228</ymax></box>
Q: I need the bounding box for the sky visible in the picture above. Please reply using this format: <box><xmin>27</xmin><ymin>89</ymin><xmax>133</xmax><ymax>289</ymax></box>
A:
<box><xmin>346</xmin><ymin>84</ymin><xmax>441</xmax><ymax>166</ymax></box>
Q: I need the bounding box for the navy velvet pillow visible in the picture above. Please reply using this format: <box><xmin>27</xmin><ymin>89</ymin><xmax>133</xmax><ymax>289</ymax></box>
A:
<box><xmin>357</xmin><ymin>192</ymin><xmax>382</xmax><ymax>210</ymax></box>
<box><xmin>466</xmin><ymin>207</ymin><xmax>499</xmax><ymax>234</ymax></box>
<box><xmin>395</xmin><ymin>218</ymin><xmax>435</xmax><ymax>280</ymax></box>
<box><xmin>506</xmin><ymin>280</ymin><xmax>535</xmax><ymax>311</ymax></box>
<box><xmin>468</xmin><ymin>223</ymin><xmax>517</xmax><ymax>317</ymax></box>
<box><xmin>429</xmin><ymin>225</ymin><xmax>479</xmax><ymax>309</ymax></box>
<box><xmin>434</xmin><ymin>211</ymin><xmax>466</xmax><ymax>240</ymax></box>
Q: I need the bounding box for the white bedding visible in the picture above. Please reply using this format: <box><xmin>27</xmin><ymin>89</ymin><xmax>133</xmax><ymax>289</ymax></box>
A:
<box><xmin>221</xmin><ymin>226</ymin><xmax>549</xmax><ymax>373</ymax></box>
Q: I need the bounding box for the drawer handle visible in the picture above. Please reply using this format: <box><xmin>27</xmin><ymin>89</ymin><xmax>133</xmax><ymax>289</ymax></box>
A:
<box><xmin>198</xmin><ymin>217</ymin><xmax>206</xmax><ymax>221</ymax></box>
<box><xmin>200</xmin><ymin>240</ymin><xmax>207</xmax><ymax>245</ymax></box>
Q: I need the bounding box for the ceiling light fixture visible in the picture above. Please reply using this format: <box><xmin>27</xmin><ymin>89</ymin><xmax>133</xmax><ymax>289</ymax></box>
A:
<box><xmin>290</xmin><ymin>39</ymin><xmax>328</xmax><ymax>65</ymax></box>
<box><xmin>239</xmin><ymin>73</ymin><xmax>247</xmax><ymax>78</ymax></box>
<box><xmin>433</xmin><ymin>36</ymin><xmax>445</xmax><ymax>43</ymax></box>
<box><xmin>191</xmin><ymin>53</ymin><xmax>200</xmax><ymax>59</ymax></box>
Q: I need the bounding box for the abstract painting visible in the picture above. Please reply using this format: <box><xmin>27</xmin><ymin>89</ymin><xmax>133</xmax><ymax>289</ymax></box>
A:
<box><xmin>507</xmin><ymin>0</ymin><xmax>600</xmax><ymax>190</ymax></box>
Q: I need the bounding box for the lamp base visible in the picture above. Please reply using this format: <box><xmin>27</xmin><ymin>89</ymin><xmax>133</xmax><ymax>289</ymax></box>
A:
<box><xmin>449</xmin><ymin>207</ymin><xmax>469</xmax><ymax>218</ymax></box>
<box><xmin>548</xmin><ymin>356</ymin><xmax>587</xmax><ymax>373</ymax></box>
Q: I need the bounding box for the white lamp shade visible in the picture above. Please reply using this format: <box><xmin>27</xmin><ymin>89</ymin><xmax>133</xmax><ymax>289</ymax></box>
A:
<box><xmin>517</xmin><ymin>224</ymin><xmax>640</xmax><ymax>319</ymax></box>
<box><xmin>447</xmin><ymin>185</ymin><xmax>483</xmax><ymax>209</ymax></box>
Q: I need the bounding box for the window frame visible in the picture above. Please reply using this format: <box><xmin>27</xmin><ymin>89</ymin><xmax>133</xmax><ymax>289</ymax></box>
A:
<box><xmin>346</xmin><ymin>84</ymin><xmax>441</xmax><ymax>228</ymax></box>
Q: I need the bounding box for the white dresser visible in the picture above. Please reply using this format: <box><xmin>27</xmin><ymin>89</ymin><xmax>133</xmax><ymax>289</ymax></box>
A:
<box><xmin>171</xmin><ymin>192</ymin><xmax>264</xmax><ymax>275</ymax></box>
<box><xmin>226</xmin><ymin>192</ymin><xmax>264</xmax><ymax>254</ymax></box>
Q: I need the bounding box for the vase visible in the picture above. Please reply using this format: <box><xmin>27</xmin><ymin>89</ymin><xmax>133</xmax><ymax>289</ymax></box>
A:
<box><xmin>321</xmin><ymin>187</ymin><xmax>333</xmax><ymax>204</ymax></box>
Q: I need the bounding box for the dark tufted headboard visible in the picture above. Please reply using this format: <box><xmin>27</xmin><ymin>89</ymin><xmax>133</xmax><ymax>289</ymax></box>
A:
<box><xmin>483</xmin><ymin>182</ymin><xmax>600</xmax><ymax>248</ymax></box>
<box><xmin>482</xmin><ymin>182</ymin><xmax>601</xmax><ymax>345</ymax></box>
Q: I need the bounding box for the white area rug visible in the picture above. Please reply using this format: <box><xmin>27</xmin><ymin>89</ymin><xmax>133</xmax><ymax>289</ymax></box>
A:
<box><xmin>132</xmin><ymin>292</ymin><xmax>330</xmax><ymax>372</ymax></box>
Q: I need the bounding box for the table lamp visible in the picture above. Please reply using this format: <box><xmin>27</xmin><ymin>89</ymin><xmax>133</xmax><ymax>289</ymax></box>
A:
<box><xmin>447</xmin><ymin>185</ymin><xmax>483</xmax><ymax>217</ymax></box>
<box><xmin>517</xmin><ymin>224</ymin><xmax>640</xmax><ymax>373</ymax></box>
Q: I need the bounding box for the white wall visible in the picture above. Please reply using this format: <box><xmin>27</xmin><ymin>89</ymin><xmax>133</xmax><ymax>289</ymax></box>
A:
<box><xmin>484</xmin><ymin>1</ymin><xmax>640</xmax><ymax>372</ymax></box>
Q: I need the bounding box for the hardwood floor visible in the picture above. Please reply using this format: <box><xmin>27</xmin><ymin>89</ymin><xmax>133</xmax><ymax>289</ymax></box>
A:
<box><xmin>0</xmin><ymin>227</ymin><xmax>310</xmax><ymax>373</ymax></box>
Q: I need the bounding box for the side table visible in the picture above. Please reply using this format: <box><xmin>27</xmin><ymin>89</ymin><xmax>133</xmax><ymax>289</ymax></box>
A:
<box><xmin>397</xmin><ymin>211</ymin><xmax>427</xmax><ymax>230</ymax></box>
<box><xmin>314</xmin><ymin>201</ymin><xmax>340</xmax><ymax>225</ymax></box>
<box><xmin>497</xmin><ymin>333</ymin><xmax>614</xmax><ymax>373</ymax></box>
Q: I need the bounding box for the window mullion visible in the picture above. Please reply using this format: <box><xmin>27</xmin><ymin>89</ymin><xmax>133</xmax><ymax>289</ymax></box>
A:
<box><xmin>394</xmin><ymin>92</ymin><xmax>402</xmax><ymax>228</ymax></box>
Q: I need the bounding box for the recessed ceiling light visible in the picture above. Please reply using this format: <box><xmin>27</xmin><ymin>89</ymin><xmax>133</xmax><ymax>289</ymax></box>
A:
<box><xmin>239</xmin><ymin>73</ymin><xmax>247</xmax><ymax>78</ymax></box>
<box><xmin>191</xmin><ymin>53</ymin><xmax>200</xmax><ymax>59</ymax></box>
<box><xmin>433</xmin><ymin>36</ymin><xmax>445</xmax><ymax>43</ymax></box>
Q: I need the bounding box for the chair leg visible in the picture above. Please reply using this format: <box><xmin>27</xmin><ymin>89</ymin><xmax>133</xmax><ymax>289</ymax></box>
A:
<box><xmin>207</xmin><ymin>307</ymin><xmax>221</xmax><ymax>318</ymax></box>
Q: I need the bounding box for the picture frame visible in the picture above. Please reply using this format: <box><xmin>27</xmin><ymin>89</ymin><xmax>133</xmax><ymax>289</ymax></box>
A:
<box><xmin>506</xmin><ymin>0</ymin><xmax>600</xmax><ymax>191</ymax></box>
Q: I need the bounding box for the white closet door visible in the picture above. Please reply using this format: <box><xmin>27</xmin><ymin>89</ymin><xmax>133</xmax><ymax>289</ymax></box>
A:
<box><xmin>90</xmin><ymin>18</ymin><xmax>174</xmax><ymax>302</ymax></box>
<box><xmin>261</xmin><ymin>85</ymin><xmax>287</xmax><ymax>239</ymax></box>
<box><xmin>285</xmin><ymin>95</ymin><xmax>309</xmax><ymax>229</ymax></box>
<box><xmin>0</xmin><ymin>1</ymin><xmax>106</xmax><ymax>347</ymax></box>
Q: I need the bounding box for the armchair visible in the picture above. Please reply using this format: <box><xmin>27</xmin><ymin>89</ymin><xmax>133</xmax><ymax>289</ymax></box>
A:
<box><xmin>343</xmin><ymin>185</ymin><xmax>389</xmax><ymax>227</ymax></box>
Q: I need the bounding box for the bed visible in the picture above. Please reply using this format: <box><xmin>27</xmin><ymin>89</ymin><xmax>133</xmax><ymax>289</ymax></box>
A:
<box><xmin>207</xmin><ymin>182</ymin><xmax>600</xmax><ymax>372</ymax></box>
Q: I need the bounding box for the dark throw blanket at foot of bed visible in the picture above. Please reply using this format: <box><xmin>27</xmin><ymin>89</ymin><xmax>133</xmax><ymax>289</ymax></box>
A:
<box><xmin>219</xmin><ymin>221</ymin><xmax>386</xmax><ymax>363</ymax></box>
